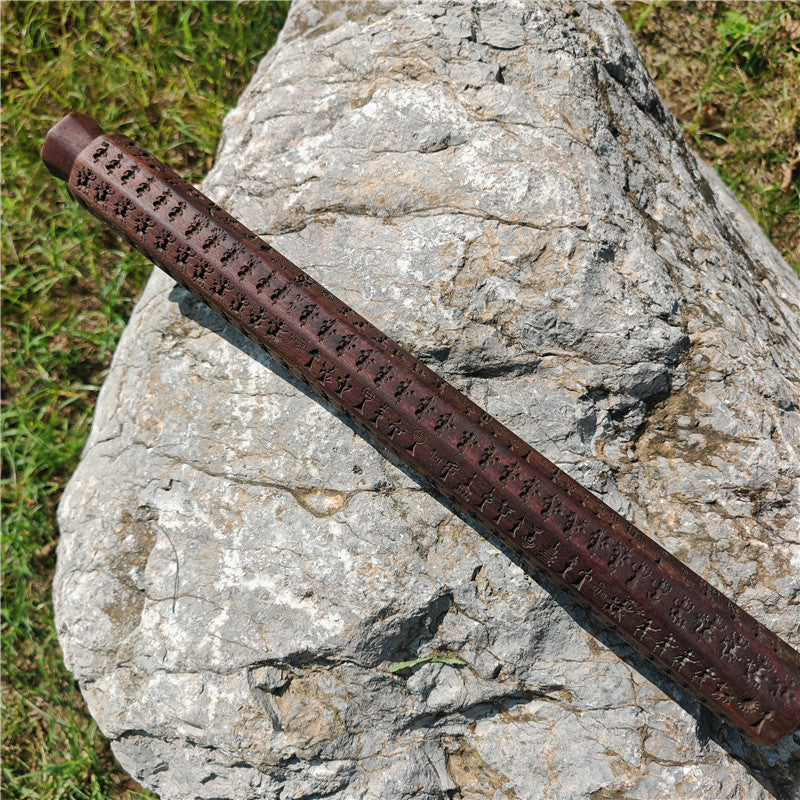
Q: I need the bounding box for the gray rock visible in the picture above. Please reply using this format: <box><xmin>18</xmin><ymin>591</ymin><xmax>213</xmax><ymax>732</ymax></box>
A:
<box><xmin>55</xmin><ymin>1</ymin><xmax>800</xmax><ymax>798</ymax></box>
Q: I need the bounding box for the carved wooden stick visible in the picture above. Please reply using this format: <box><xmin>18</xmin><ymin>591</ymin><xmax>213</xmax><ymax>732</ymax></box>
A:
<box><xmin>42</xmin><ymin>113</ymin><xmax>800</xmax><ymax>746</ymax></box>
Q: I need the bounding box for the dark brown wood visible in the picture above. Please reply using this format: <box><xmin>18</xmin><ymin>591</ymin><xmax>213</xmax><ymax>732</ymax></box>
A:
<box><xmin>42</xmin><ymin>113</ymin><xmax>800</xmax><ymax>747</ymax></box>
<box><xmin>41</xmin><ymin>113</ymin><xmax>103</xmax><ymax>182</ymax></box>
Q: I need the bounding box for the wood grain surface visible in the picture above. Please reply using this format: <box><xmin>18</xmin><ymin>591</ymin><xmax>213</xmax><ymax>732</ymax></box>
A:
<box><xmin>43</xmin><ymin>113</ymin><xmax>800</xmax><ymax>746</ymax></box>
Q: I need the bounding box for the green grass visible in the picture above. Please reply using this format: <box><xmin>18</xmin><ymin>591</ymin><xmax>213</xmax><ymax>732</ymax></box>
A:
<box><xmin>1</xmin><ymin>2</ymin><xmax>797</xmax><ymax>798</ymax></box>
<box><xmin>389</xmin><ymin>655</ymin><xmax>468</xmax><ymax>674</ymax></box>
<box><xmin>615</xmin><ymin>1</ymin><xmax>800</xmax><ymax>272</ymax></box>
<box><xmin>1</xmin><ymin>2</ymin><xmax>289</xmax><ymax>796</ymax></box>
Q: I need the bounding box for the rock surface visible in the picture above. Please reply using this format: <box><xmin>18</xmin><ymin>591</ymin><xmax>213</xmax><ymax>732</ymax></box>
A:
<box><xmin>55</xmin><ymin>1</ymin><xmax>800</xmax><ymax>798</ymax></box>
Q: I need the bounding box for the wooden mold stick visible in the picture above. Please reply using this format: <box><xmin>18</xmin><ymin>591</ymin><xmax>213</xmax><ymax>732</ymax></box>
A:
<box><xmin>42</xmin><ymin>113</ymin><xmax>800</xmax><ymax>746</ymax></box>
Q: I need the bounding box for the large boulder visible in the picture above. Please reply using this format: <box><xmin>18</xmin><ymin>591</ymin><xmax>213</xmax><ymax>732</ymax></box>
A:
<box><xmin>55</xmin><ymin>1</ymin><xmax>800</xmax><ymax>798</ymax></box>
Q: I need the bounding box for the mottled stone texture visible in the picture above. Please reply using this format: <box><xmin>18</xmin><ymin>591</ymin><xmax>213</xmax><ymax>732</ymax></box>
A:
<box><xmin>55</xmin><ymin>1</ymin><xmax>800</xmax><ymax>798</ymax></box>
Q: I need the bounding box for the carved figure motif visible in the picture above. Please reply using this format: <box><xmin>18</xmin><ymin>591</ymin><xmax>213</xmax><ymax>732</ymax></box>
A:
<box><xmin>41</xmin><ymin>113</ymin><xmax>800</xmax><ymax>747</ymax></box>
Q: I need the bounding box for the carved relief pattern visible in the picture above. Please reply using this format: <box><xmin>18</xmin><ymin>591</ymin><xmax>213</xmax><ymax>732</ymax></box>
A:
<box><xmin>65</xmin><ymin>132</ymin><xmax>800</xmax><ymax>747</ymax></box>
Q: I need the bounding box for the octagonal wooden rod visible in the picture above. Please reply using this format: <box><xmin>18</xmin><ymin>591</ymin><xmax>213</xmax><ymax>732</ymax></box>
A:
<box><xmin>43</xmin><ymin>113</ymin><xmax>800</xmax><ymax>746</ymax></box>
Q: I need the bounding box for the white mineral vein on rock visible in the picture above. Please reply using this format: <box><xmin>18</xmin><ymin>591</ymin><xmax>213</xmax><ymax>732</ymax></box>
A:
<box><xmin>55</xmin><ymin>1</ymin><xmax>800</xmax><ymax>798</ymax></box>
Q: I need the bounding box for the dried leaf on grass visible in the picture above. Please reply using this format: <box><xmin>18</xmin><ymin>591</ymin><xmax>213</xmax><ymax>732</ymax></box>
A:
<box><xmin>780</xmin><ymin>145</ymin><xmax>800</xmax><ymax>192</ymax></box>
<box><xmin>782</xmin><ymin>13</ymin><xmax>800</xmax><ymax>41</ymax></box>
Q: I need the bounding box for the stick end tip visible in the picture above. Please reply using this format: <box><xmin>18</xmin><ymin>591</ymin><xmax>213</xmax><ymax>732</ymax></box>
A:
<box><xmin>41</xmin><ymin>113</ymin><xmax>104</xmax><ymax>181</ymax></box>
